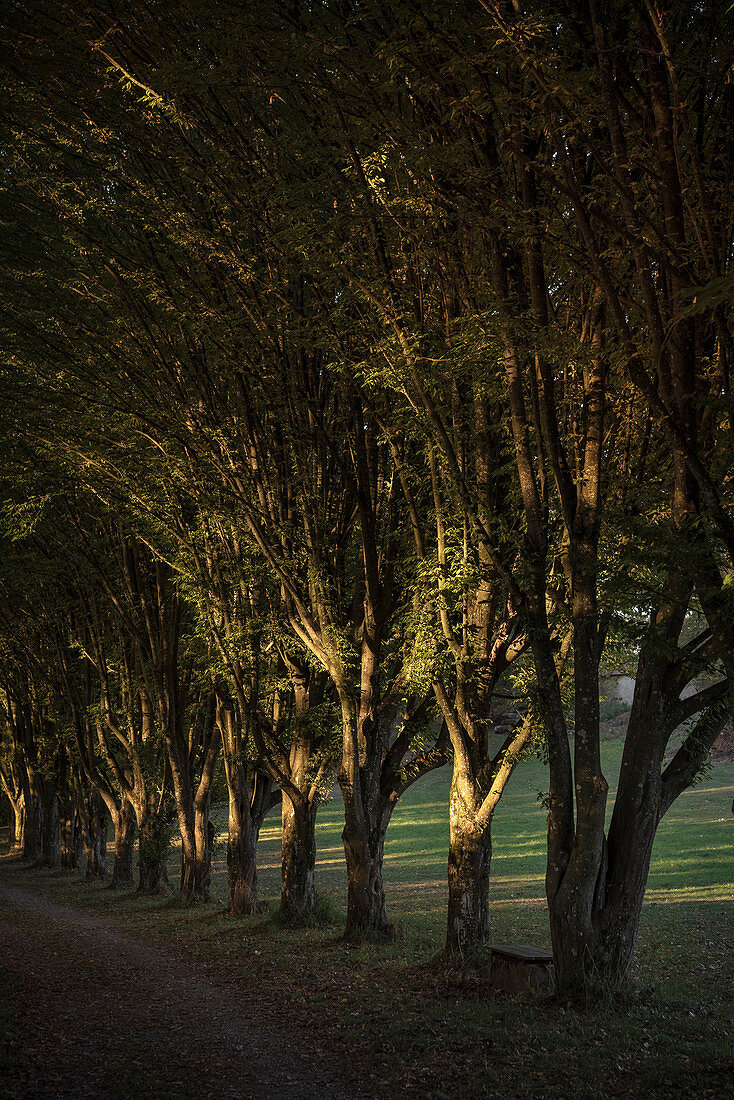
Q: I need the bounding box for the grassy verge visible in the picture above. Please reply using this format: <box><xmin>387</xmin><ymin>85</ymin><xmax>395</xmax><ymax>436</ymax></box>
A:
<box><xmin>1</xmin><ymin>739</ymin><xmax>732</xmax><ymax>1098</ymax></box>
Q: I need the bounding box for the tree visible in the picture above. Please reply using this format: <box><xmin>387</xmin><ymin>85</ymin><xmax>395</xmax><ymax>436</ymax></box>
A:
<box><xmin>461</xmin><ymin>0</ymin><xmax>734</xmax><ymax>995</ymax></box>
<box><xmin>0</xmin><ymin>2</ymin><xmax>449</xmax><ymax>934</ymax></box>
<box><xmin>2</xmin><ymin>0</ymin><xmax>730</xmax><ymax>997</ymax></box>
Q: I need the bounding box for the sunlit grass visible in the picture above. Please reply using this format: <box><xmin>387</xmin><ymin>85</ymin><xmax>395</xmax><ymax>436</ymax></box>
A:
<box><xmin>201</xmin><ymin>737</ymin><xmax>734</xmax><ymax>951</ymax></box>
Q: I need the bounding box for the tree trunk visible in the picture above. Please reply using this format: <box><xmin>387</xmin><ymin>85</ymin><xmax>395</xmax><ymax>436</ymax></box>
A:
<box><xmin>178</xmin><ymin>829</ymin><xmax>197</xmax><ymax>902</ymax></box>
<box><xmin>547</xmin><ymin>847</ymin><xmax>655</xmax><ymax>999</ymax></box>
<box><xmin>193</xmin><ymin>788</ymin><xmax>213</xmax><ymax>901</ymax></box>
<box><xmin>1</xmin><ymin>752</ymin><xmax>26</xmax><ymax>852</ymax></box>
<box><xmin>340</xmin><ymin>795</ymin><xmax>391</xmax><ymax>938</ymax></box>
<box><xmin>73</xmin><ymin>811</ymin><xmax>84</xmax><ymax>870</ymax></box>
<box><xmin>226</xmin><ymin>809</ymin><xmax>257</xmax><ymax>915</ymax></box>
<box><xmin>133</xmin><ymin>792</ymin><xmax>168</xmax><ymax>893</ymax></box>
<box><xmin>137</xmin><ymin>813</ymin><xmax>168</xmax><ymax>892</ymax></box>
<box><xmin>77</xmin><ymin>792</ymin><xmax>107</xmax><ymax>879</ymax></box>
<box><xmin>166</xmin><ymin>736</ymin><xmax>198</xmax><ymax>903</ymax></box>
<box><xmin>218</xmin><ymin>704</ymin><xmax>277</xmax><ymax>916</ymax></box>
<box><xmin>9</xmin><ymin>791</ymin><xmax>25</xmax><ymax>851</ymax></box>
<box><xmin>335</xmin><ymin>690</ymin><xmax>392</xmax><ymax>937</ymax></box>
<box><xmin>343</xmin><ymin>831</ymin><xmax>389</xmax><ymax>936</ymax></box>
<box><xmin>59</xmin><ymin>799</ymin><xmax>77</xmax><ymax>870</ymax></box>
<box><xmin>110</xmin><ymin>801</ymin><xmax>136</xmax><ymax>887</ymax></box>
<box><xmin>544</xmin><ymin>519</ymin><xmax>609</xmax><ymax>999</ymax></box>
<box><xmin>596</xmin><ymin>795</ymin><xmax>660</xmax><ymax>979</ymax></box>
<box><xmin>445</xmin><ymin>780</ymin><xmax>492</xmax><ymax>959</ymax></box>
<box><xmin>342</xmin><ymin>825</ymin><xmax>388</xmax><ymax>936</ymax></box>
<box><xmin>190</xmin><ymin>719</ymin><xmax>220</xmax><ymax>901</ymax></box>
<box><xmin>554</xmin><ymin>729</ymin><xmax>665</xmax><ymax>990</ymax></box>
<box><xmin>92</xmin><ymin>799</ymin><xmax>107</xmax><ymax>877</ymax></box>
<box><xmin>225</xmin><ymin>766</ymin><xmax>258</xmax><ymax>915</ymax></box>
<box><xmin>40</xmin><ymin>781</ymin><xmax>60</xmax><ymax>867</ymax></box>
<box><xmin>24</xmin><ymin>797</ymin><xmax>42</xmax><ymax>862</ymax></box>
<box><xmin>276</xmin><ymin>666</ymin><xmax>324</xmax><ymax>921</ymax></box>
<box><xmin>22</xmin><ymin>767</ymin><xmax>43</xmax><ymax>862</ymax></box>
<box><xmin>547</xmin><ymin>643</ymin><xmax>686</xmax><ymax>998</ymax></box>
<box><xmin>547</xmin><ymin>868</ymin><xmax>601</xmax><ymax>1000</ymax></box>
<box><xmin>280</xmin><ymin>792</ymin><xmax>317</xmax><ymax>920</ymax></box>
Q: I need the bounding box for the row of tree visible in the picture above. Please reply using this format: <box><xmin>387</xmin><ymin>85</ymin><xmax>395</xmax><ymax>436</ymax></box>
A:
<box><xmin>1</xmin><ymin>0</ymin><xmax>732</xmax><ymax>1000</ymax></box>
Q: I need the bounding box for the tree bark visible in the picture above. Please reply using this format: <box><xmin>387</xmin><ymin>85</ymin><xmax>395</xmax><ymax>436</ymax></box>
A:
<box><xmin>226</xmin><ymin>776</ymin><xmax>258</xmax><ymax>915</ymax></box>
<box><xmin>337</xmin><ymin>696</ymin><xmax>392</xmax><ymax>938</ymax></box>
<box><xmin>21</xmin><ymin>763</ymin><xmax>43</xmax><ymax>862</ymax></box>
<box><xmin>544</xmin><ymin>566</ymin><xmax>723</xmax><ymax>997</ymax></box>
<box><xmin>92</xmin><ymin>798</ymin><xmax>107</xmax><ymax>877</ymax></box>
<box><xmin>190</xmin><ymin>713</ymin><xmax>220</xmax><ymax>901</ymax></box>
<box><xmin>177</xmin><ymin>817</ymin><xmax>197</xmax><ymax>901</ymax></box>
<box><xmin>73</xmin><ymin>810</ymin><xmax>85</xmax><ymax>870</ymax></box>
<box><xmin>277</xmin><ymin>665</ymin><xmax>325</xmax><ymax>921</ymax></box>
<box><xmin>1</xmin><ymin>749</ymin><xmax>27</xmax><ymax>852</ymax></box>
<box><xmin>445</xmin><ymin>780</ymin><xmax>492</xmax><ymax>958</ymax></box>
<box><xmin>342</xmin><ymin>810</ymin><xmax>389</xmax><ymax>937</ymax></box>
<box><xmin>59</xmin><ymin>797</ymin><xmax>77</xmax><ymax>870</ymax></box>
<box><xmin>110</xmin><ymin>800</ymin><xmax>136</xmax><ymax>887</ymax></box>
<box><xmin>78</xmin><ymin>791</ymin><xmax>107</xmax><ymax>879</ymax></box>
<box><xmin>8</xmin><ymin>791</ymin><xmax>25</xmax><ymax>851</ymax></box>
<box><xmin>193</xmin><ymin>788</ymin><xmax>213</xmax><ymax>901</ymax></box>
<box><xmin>137</xmin><ymin>809</ymin><xmax>168</xmax><ymax>893</ymax></box>
<box><xmin>219</xmin><ymin>702</ymin><xmax>258</xmax><ymax>914</ymax></box>
<box><xmin>166</xmin><ymin>730</ymin><xmax>198</xmax><ymax>902</ymax></box>
<box><xmin>40</xmin><ymin>787</ymin><xmax>60</xmax><ymax>866</ymax></box>
<box><xmin>218</xmin><ymin>701</ymin><xmax>279</xmax><ymax>915</ymax></box>
<box><xmin>595</xmin><ymin>780</ymin><xmax>661</xmax><ymax>978</ymax></box>
<box><xmin>280</xmin><ymin>792</ymin><xmax>317</xmax><ymax>919</ymax></box>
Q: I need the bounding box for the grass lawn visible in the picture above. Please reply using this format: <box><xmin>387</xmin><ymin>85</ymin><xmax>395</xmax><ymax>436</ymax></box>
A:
<box><xmin>251</xmin><ymin>738</ymin><xmax>734</xmax><ymax>952</ymax></box>
<box><xmin>1</xmin><ymin>736</ymin><xmax>732</xmax><ymax>1098</ymax></box>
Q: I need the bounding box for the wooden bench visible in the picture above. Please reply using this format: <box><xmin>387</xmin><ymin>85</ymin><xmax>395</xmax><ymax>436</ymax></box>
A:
<box><xmin>488</xmin><ymin>944</ymin><xmax>555</xmax><ymax>994</ymax></box>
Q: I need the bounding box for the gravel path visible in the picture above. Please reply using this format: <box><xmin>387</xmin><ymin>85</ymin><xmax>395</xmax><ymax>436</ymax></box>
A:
<box><xmin>0</xmin><ymin>862</ymin><xmax>352</xmax><ymax>1099</ymax></box>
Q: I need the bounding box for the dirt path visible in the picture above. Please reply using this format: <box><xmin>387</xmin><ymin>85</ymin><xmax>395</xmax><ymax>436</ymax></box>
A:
<box><xmin>0</xmin><ymin>859</ymin><xmax>353</xmax><ymax>1099</ymax></box>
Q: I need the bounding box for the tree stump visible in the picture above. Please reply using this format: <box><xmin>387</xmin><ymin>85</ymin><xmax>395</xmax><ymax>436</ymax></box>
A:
<box><xmin>488</xmin><ymin>944</ymin><xmax>554</xmax><ymax>994</ymax></box>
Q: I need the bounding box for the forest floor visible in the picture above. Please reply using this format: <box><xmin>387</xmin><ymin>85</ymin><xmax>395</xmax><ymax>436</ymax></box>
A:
<box><xmin>0</xmin><ymin>855</ymin><xmax>354</xmax><ymax>1099</ymax></box>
